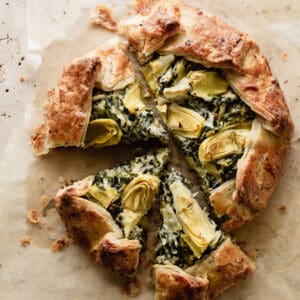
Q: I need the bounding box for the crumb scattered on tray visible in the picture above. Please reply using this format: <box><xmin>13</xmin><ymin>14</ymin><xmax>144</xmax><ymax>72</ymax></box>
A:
<box><xmin>282</xmin><ymin>52</ymin><xmax>288</xmax><ymax>62</ymax></box>
<box><xmin>27</xmin><ymin>209</ymin><xmax>41</xmax><ymax>224</ymax></box>
<box><xmin>19</xmin><ymin>76</ymin><xmax>25</xmax><ymax>82</ymax></box>
<box><xmin>122</xmin><ymin>277</ymin><xmax>142</xmax><ymax>297</ymax></box>
<box><xmin>89</xmin><ymin>5</ymin><xmax>118</xmax><ymax>31</ymax></box>
<box><xmin>40</xmin><ymin>194</ymin><xmax>50</xmax><ymax>209</ymax></box>
<box><xmin>51</xmin><ymin>236</ymin><xmax>74</xmax><ymax>252</ymax></box>
<box><xmin>278</xmin><ymin>204</ymin><xmax>287</xmax><ymax>214</ymax></box>
<box><xmin>20</xmin><ymin>236</ymin><xmax>30</xmax><ymax>247</ymax></box>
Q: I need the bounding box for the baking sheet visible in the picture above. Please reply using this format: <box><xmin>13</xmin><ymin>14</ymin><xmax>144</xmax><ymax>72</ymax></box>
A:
<box><xmin>1</xmin><ymin>0</ymin><xmax>300</xmax><ymax>299</ymax></box>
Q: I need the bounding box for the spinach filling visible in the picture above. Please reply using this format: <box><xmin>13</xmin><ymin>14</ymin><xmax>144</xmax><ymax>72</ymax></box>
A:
<box><xmin>83</xmin><ymin>150</ymin><xmax>168</xmax><ymax>243</ymax></box>
<box><xmin>143</xmin><ymin>55</ymin><xmax>256</xmax><ymax>197</ymax></box>
<box><xmin>90</xmin><ymin>85</ymin><xmax>168</xmax><ymax>144</ymax></box>
<box><xmin>155</xmin><ymin>170</ymin><xmax>222</xmax><ymax>269</ymax></box>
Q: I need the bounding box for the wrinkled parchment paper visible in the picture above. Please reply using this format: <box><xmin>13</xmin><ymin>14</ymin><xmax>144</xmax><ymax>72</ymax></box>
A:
<box><xmin>1</xmin><ymin>0</ymin><xmax>300</xmax><ymax>299</ymax></box>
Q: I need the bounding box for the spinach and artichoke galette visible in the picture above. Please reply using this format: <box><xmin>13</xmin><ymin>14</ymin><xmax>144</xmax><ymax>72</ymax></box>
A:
<box><xmin>32</xmin><ymin>0</ymin><xmax>294</xmax><ymax>299</ymax></box>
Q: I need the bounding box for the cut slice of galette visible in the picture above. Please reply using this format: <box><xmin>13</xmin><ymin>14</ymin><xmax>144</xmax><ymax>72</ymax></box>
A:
<box><xmin>31</xmin><ymin>43</ymin><xmax>168</xmax><ymax>155</ymax></box>
<box><xmin>55</xmin><ymin>148</ymin><xmax>169</xmax><ymax>276</ymax></box>
<box><xmin>153</xmin><ymin>168</ymin><xmax>255</xmax><ymax>299</ymax></box>
<box><xmin>119</xmin><ymin>0</ymin><xmax>293</xmax><ymax>231</ymax></box>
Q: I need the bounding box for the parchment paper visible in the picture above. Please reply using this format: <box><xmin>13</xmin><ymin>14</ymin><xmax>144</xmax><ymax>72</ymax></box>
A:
<box><xmin>1</xmin><ymin>0</ymin><xmax>300</xmax><ymax>299</ymax></box>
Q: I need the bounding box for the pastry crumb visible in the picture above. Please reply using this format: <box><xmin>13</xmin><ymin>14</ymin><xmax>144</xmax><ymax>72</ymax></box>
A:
<box><xmin>19</xmin><ymin>76</ymin><xmax>25</xmax><ymax>82</ymax></box>
<box><xmin>51</xmin><ymin>236</ymin><xmax>74</xmax><ymax>252</ymax></box>
<box><xmin>27</xmin><ymin>209</ymin><xmax>41</xmax><ymax>224</ymax></box>
<box><xmin>278</xmin><ymin>204</ymin><xmax>287</xmax><ymax>214</ymax></box>
<box><xmin>282</xmin><ymin>52</ymin><xmax>288</xmax><ymax>62</ymax></box>
<box><xmin>122</xmin><ymin>277</ymin><xmax>141</xmax><ymax>297</ymax></box>
<box><xmin>89</xmin><ymin>5</ymin><xmax>118</xmax><ymax>31</ymax></box>
<box><xmin>40</xmin><ymin>194</ymin><xmax>50</xmax><ymax>209</ymax></box>
<box><xmin>20</xmin><ymin>235</ymin><xmax>30</xmax><ymax>247</ymax></box>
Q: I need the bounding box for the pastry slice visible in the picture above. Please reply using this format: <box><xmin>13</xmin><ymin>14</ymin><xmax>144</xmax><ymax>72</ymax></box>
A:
<box><xmin>118</xmin><ymin>0</ymin><xmax>292</xmax><ymax>231</ymax></box>
<box><xmin>55</xmin><ymin>148</ymin><xmax>169</xmax><ymax>276</ymax></box>
<box><xmin>31</xmin><ymin>43</ymin><xmax>168</xmax><ymax>155</ymax></box>
<box><xmin>153</xmin><ymin>168</ymin><xmax>255</xmax><ymax>299</ymax></box>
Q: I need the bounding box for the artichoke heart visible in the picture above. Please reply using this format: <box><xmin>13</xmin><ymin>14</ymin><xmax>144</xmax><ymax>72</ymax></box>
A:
<box><xmin>121</xmin><ymin>174</ymin><xmax>160</xmax><ymax>237</ymax></box>
<box><xmin>199</xmin><ymin>128</ymin><xmax>250</xmax><ymax>162</ymax></box>
<box><xmin>87</xmin><ymin>184</ymin><xmax>119</xmax><ymax>208</ymax></box>
<box><xmin>122</xmin><ymin>83</ymin><xmax>145</xmax><ymax>114</ymax></box>
<box><xmin>188</xmin><ymin>70</ymin><xmax>229</xmax><ymax>100</ymax></box>
<box><xmin>170</xmin><ymin>181</ymin><xmax>219</xmax><ymax>258</ymax></box>
<box><xmin>166</xmin><ymin>104</ymin><xmax>205</xmax><ymax>139</ymax></box>
<box><xmin>142</xmin><ymin>54</ymin><xmax>175</xmax><ymax>94</ymax></box>
<box><xmin>85</xmin><ymin>119</ymin><xmax>122</xmax><ymax>148</ymax></box>
<box><xmin>163</xmin><ymin>77</ymin><xmax>191</xmax><ymax>100</ymax></box>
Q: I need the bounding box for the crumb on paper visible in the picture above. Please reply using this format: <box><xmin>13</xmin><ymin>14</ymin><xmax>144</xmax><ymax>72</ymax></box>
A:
<box><xmin>248</xmin><ymin>249</ymin><xmax>258</xmax><ymax>261</ymax></box>
<box><xmin>20</xmin><ymin>236</ymin><xmax>30</xmax><ymax>247</ymax></box>
<box><xmin>89</xmin><ymin>5</ymin><xmax>118</xmax><ymax>31</ymax></box>
<box><xmin>122</xmin><ymin>277</ymin><xmax>142</xmax><ymax>297</ymax></box>
<box><xmin>278</xmin><ymin>204</ymin><xmax>287</xmax><ymax>214</ymax></box>
<box><xmin>27</xmin><ymin>209</ymin><xmax>41</xmax><ymax>224</ymax></box>
<box><xmin>58</xmin><ymin>176</ymin><xmax>67</xmax><ymax>188</ymax></box>
<box><xmin>51</xmin><ymin>236</ymin><xmax>74</xmax><ymax>252</ymax></box>
<box><xmin>40</xmin><ymin>194</ymin><xmax>50</xmax><ymax>209</ymax></box>
<box><xmin>282</xmin><ymin>52</ymin><xmax>288</xmax><ymax>62</ymax></box>
<box><xmin>19</xmin><ymin>76</ymin><xmax>25</xmax><ymax>82</ymax></box>
<box><xmin>284</xmin><ymin>80</ymin><xmax>288</xmax><ymax>84</ymax></box>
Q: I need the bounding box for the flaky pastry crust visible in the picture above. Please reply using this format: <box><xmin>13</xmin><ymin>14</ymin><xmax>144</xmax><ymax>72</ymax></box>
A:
<box><xmin>119</xmin><ymin>0</ymin><xmax>293</xmax><ymax>231</ymax></box>
<box><xmin>186</xmin><ymin>238</ymin><xmax>255</xmax><ymax>299</ymax></box>
<box><xmin>153</xmin><ymin>264</ymin><xmax>208</xmax><ymax>300</ymax></box>
<box><xmin>55</xmin><ymin>177</ymin><xmax>141</xmax><ymax>276</ymax></box>
<box><xmin>89</xmin><ymin>5</ymin><xmax>118</xmax><ymax>31</ymax></box>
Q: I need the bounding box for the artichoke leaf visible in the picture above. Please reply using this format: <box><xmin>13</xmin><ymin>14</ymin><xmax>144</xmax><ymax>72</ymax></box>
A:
<box><xmin>199</xmin><ymin>128</ymin><xmax>250</xmax><ymax>162</ymax></box>
<box><xmin>170</xmin><ymin>181</ymin><xmax>219</xmax><ymax>257</ymax></box>
<box><xmin>163</xmin><ymin>77</ymin><xmax>191</xmax><ymax>100</ymax></box>
<box><xmin>188</xmin><ymin>70</ymin><xmax>229</xmax><ymax>100</ymax></box>
<box><xmin>121</xmin><ymin>174</ymin><xmax>160</xmax><ymax>237</ymax></box>
<box><xmin>121</xmin><ymin>209</ymin><xmax>143</xmax><ymax>238</ymax></box>
<box><xmin>142</xmin><ymin>54</ymin><xmax>175</xmax><ymax>95</ymax></box>
<box><xmin>123</xmin><ymin>83</ymin><xmax>145</xmax><ymax>114</ymax></box>
<box><xmin>161</xmin><ymin>205</ymin><xmax>182</xmax><ymax>232</ymax></box>
<box><xmin>85</xmin><ymin>119</ymin><xmax>122</xmax><ymax>148</ymax></box>
<box><xmin>87</xmin><ymin>184</ymin><xmax>119</xmax><ymax>208</ymax></box>
<box><xmin>166</xmin><ymin>104</ymin><xmax>205</xmax><ymax>139</ymax></box>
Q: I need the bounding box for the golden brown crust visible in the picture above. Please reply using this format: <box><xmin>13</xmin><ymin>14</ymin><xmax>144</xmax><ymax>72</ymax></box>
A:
<box><xmin>187</xmin><ymin>238</ymin><xmax>255</xmax><ymax>299</ymax></box>
<box><xmin>210</xmin><ymin>119</ymin><xmax>288</xmax><ymax>232</ymax></box>
<box><xmin>120</xmin><ymin>0</ymin><xmax>182</xmax><ymax>57</ymax></box>
<box><xmin>153</xmin><ymin>264</ymin><xmax>208</xmax><ymax>300</ymax></box>
<box><xmin>89</xmin><ymin>5</ymin><xmax>118</xmax><ymax>31</ymax></box>
<box><xmin>55</xmin><ymin>178</ymin><xmax>141</xmax><ymax>276</ymax></box>
<box><xmin>93</xmin><ymin>232</ymin><xmax>141</xmax><ymax>276</ymax></box>
<box><xmin>32</xmin><ymin>57</ymin><xmax>101</xmax><ymax>155</ymax></box>
<box><xmin>135</xmin><ymin>0</ymin><xmax>158</xmax><ymax>15</ymax></box>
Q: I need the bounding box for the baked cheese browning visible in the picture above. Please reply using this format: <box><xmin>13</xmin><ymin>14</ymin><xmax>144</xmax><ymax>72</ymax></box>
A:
<box><xmin>186</xmin><ymin>238</ymin><xmax>255</xmax><ymax>299</ymax></box>
<box><xmin>153</xmin><ymin>264</ymin><xmax>208</xmax><ymax>300</ymax></box>
<box><xmin>144</xmin><ymin>54</ymin><xmax>255</xmax><ymax>198</ymax></box>
<box><xmin>89</xmin><ymin>83</ymin><xmax>168</xmax><ymax>146</ymax></box>
<box><xmin>55</xmin><ymin>149</ymin><xmax>169</xmax><ymax>275</ymax></box>
<box><xmin>31</xmin><ymin>57</ymin><xmax>101</xmax><ymax>155</ymax></box>
<box><xmin>155</xmin><ymin>169</ymin><xmax>222</xmax><ymax>269</ymax></box>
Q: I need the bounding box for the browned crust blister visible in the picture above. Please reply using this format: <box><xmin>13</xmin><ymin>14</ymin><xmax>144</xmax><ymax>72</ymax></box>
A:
<box><xmin>31</xmin><ymin>57</ymin><xmax>101</xmax><ymax>155</ymax></box>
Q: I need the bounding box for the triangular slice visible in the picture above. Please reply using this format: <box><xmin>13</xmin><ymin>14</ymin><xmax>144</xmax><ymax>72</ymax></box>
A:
<box><xmin>55</xmin><ymin>148</ymin><xmax>169</xmax><ymax>276</ymax></box>
<box><xmin>153</xmin><ymin>168</ymin><xmax>255</xmax><ymax>299</ymax></box>
<box><xmin>31</xmin><ymin>43</ymin><xmax>168</xmax><ymax>155</ymax></box>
